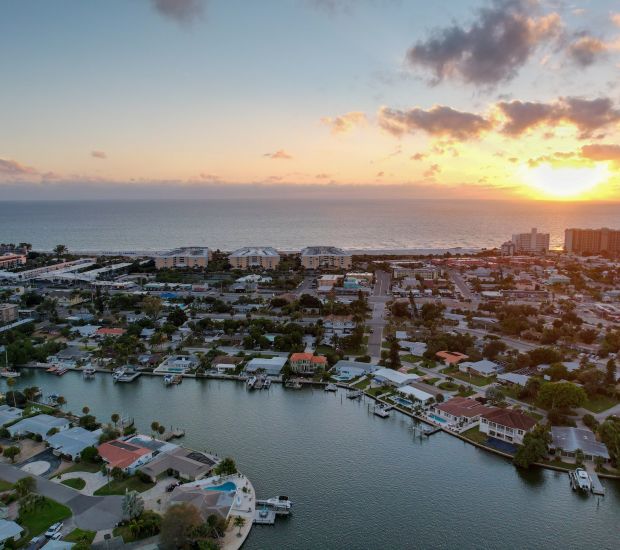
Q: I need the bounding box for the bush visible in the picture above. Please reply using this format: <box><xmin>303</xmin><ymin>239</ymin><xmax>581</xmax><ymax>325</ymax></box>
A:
<box><xmin>582</xmin><ymin>413</ymin><xmax>598</xmax><ymax>430</ymax></box>
<box><xmin>80</xmin><ymin>446</ymin><xmax>100</xmax><ymax>464</ymax></box>
<box><xmin>547</xmin><ymin>409</ymin><xmax>576</xmax><ymax>427</ymax></box>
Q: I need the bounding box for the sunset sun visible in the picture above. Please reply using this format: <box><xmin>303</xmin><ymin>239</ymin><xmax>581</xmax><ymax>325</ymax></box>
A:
<box><xmin>520</xmin><ymin>163</ymin><xmax>611</xmax><ymax>199</ymax></box>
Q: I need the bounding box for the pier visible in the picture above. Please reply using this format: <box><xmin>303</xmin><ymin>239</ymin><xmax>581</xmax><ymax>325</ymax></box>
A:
<box><xmin>253</xmin><ymin>508</ymin><xmax>277</xmax><ymax>525</ymax></box>
<box><xmin>589</xmin><ymin>470</ymin><xmax>606</xmax><ymax>496</ymax></box>
<box><xmin>161</xmin><ymin>428</ymin><xmax>185</xmax><ymax>441</ymax></box>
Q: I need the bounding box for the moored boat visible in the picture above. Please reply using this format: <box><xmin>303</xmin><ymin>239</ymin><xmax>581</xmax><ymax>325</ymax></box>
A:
<box><xmin>347</xmin><ymin>389</ymin><xmax>362</xmax><ymax>399</ymax></box>
<box><xmin>324</xmin><ymin>383</ymin><xmax>337</xmax><ymax>392</ymax></box>
<box><xmin>246</xmin><ymin>376</ymin><xmax>257</xmax><ymax>389</ymax></box>
<box><xmin>569</xmin><ymin>468</ymin><xmax>592</xmax><ymax>493</ymax></box>
<box><xmin>373</xmin><ymin>403</ymin><xmax>390</xmax><ymax>418</ymax></box>
<box><xmin>0</xmin><ymin>369</ymin><xmax>20</xmax><ymax>378</ymax></box>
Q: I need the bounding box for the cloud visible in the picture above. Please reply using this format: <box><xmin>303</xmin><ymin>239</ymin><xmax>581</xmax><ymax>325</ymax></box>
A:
<box><xmin>580</xmin><ymin>143</ymin><xmax>620</xmax><ymax>163</ymax></box>
<box><xmin>0</xmin><ymin>158</ymin><xmax>38</xmax><ymax>177</ymax></box>
<box><xmin>315</xmin><ymin>173</ymin><xmax>331</xmax><ymax>179</ymax></box>
<box><xmin>410</xmin><ymin>152</ymin><xmax>427</xmax><ymax>161</ymax></box>
<box><xmin>423</xmin><ymin>163</ymin><xmax>441</xmax><ymax>178</ymax></box>
<box><xmin>612</xmin><ymin>13</ymin><xmax>620</xmax><ymax>27</ymax></box>
<box><xmin>264</xmin><ymin>150</ymin><xmax>293</xmax><ymax>160</ymax></box>
<box><xmin>497</xmin><ymin>96</ymin><xmax>620</xmax><ymax>137</ymax></box>
<box><xmin>91</xmin><ymin>150</ymin><xmax>107</xmax><ymax>159</ymax></box>
<box><xmin>406</xmin><ymin>0</ymin><xmax>562</xmax><ymax>86</ymax></box>
<box><xmin>567</xmin><ymin>34</ymin><xmax>607</xmax><ymax>66</ymax></box>
<box><xmin>378</xmin><ymin>105</ymin><xmax>491</xmax><ymax>140</ymax></box>
<box><xmin>198</xmin><ymin>173</ymin><xmax>220</xmax><ymax>181</ymax></box>
<box><xmin>321</xmin><ymin>111</ymin><xmax>367</xmax><ymax>134</ymax></box>
<box><xmin>150</xmin><ymin>0</ymin><xmax>205</xmax><ymax>24</ymax></box>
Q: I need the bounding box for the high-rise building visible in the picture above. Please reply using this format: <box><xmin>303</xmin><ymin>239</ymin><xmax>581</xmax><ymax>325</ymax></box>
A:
<box><xmin>564</xmin><ymin>228</ymin><xmax>620</xmax><ymax>255</ymax></box>
<box><xmin>511</xmin><ymin>228</ymin><xmax>549</xmax><ymax>254</ymax></box>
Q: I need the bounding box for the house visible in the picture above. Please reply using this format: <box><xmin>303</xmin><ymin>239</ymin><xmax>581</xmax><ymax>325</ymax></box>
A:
<box><xmin>497</xmin><ymin>372</ymin><xmax>530</xmax><ymax>387</ymax></box>
<box><xmin>300</xmin><ymin>246</ymin><xmax>352</xmax><ymax>270</ymax></box>
<box><xmin>228</xmin><ymin>247</ymin><xmax>280</xmax><ymax>270</ymax></box>
<box><xmin>397</xmin><ymin>385</ymin><xmax>434</xmax><ymax>405</ymax></box>
<box><xmin>73</xmin><ymin>324</ymin><xmax>101</xmax><ymax>338</ymax></box>
<box><xmin>98</xmin><ymin>439</ymin><xmax>154</xmax><ymax>473</ymax></box>
<box><xmin>372</xmin><ymin>367</ymin><xmax>420</xmax><ymax>387</ymax></box>
<box><xmin>550</xmin><ymin>427</ymin><xmax>610</xmax><ymax>463</ymax></box>
<box><xmin>95</xmin><ymin>327</ymin><xmax>126</xmax><ymax>338</ymax></box>
<box><xmin>436</xmin><ymin>351</ymin><xmax>469</xmax><ymax>366</ymax></box>
<box><xmin>154</xmin><ymin>354</ymin><xmax>199</xmax><ymax>374</ymax></box>
<box><xmin>332</xmin><ymin>360</ymin><xmax>377</xmax><ymax>381</ymax></box>
<box><xmin>0</xmin><ymin>405</ymin><xmax>22</xmax><ymax>427</ymax></box>
<box><xmin>138</xmin><ymin>447</ymin><xmax>216</xmax><ymax>483</ymax></box>
<box><xmin>47</xmin><ymin>427</ymin><xmax>102</xmax><ymax>460</ymax></box>
<box><xmin>0</xmin><ymin>519</ymin><xmax>23</xmax><ymax>546</ymax></box>
<box><xmin>245</xmin><ymin>356</ymin><xmax>288</xmax><ymax>376</ymax></box>
<box><xmin>0</xmin><ymin>304</ymin><xmax>18</xmax><ymax>325</ymax></box>
<box><xmin>479</xmin><ymin>408</ymin><xmax>537</xmax><ymax>445</ymax></box>
<box><xmin>459</xmin><ymin>359</ymin><xmax>501</xmax><ymax>377</ymax></box>
<box><xmin>8</xmin><ymin>414</ymin><xmax>70</xmax><ymax>439</ymax></box>
<box><xmin>431</xmin><ymin>397</ymin><xmax>492</xmax><ymax>426</ymax></box>
<box><xmin>289</xmin><ymin>353</ymin><xmax>327</xmax><ymax>375</ymax></box>
<box><xmin>153</xmin><ymin>247</ymin><xmax>210</xmax><ymax>269</ymax></box>
<box><xmin>399</xmin><ymin>341</ymin><xmax>427</xmax><ymax>356</ymax></box>
<box><xmin>169</xmin><ymin>481</ymin><xmax>235</xmax><ymax>521</ymax></box>
<box><xmin>215</xmin><ymin>363</ymin><xmax>237</xmax><ymax>375</ymax></box>
<box><xmin>323</xmin><ymin>315</ymin><xmax>355</xmax><ymax>338</ymax></box>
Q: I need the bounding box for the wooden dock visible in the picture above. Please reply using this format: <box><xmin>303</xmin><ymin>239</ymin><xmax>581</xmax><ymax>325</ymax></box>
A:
<box><xmin>423</xmin><ymin>426</ymin><xmax>442</xmax><ymax>436</ymax></box>
<box><xmin>253</xmin><ymin>509</ymin><xmax>276</xmax><ymax>525</ymax></box>
<box><xmin>590</xmin><ymin>472</ymin><xmax>605</xmax><ymax>496</ymax></box>
<box><xmin>162</xmin><ymin>428</ymin><xmax>185</xmax><ymax>441</ymax></box>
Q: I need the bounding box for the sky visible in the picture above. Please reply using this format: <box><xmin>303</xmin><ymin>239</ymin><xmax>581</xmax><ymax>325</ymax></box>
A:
<box><xmin>1</xmin><ymin>0</ymin><xmax>620</xmax><ymax>201</ymax></box>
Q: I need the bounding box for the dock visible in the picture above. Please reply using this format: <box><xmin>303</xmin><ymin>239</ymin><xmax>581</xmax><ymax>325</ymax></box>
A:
<box><xmin>253</xmin><ymin>508</ymin><xmax>277</xmax><ymax>525</ymax></box>
<box><xmin>115</xmin><ymin>372</ymin><xmax>141</xmax><ymax>383</ymax></box>
<box><xmin>423</xmin><ymin>426</ymin><xmax>442</xmax><ymax>436</ymax></box>
<box><xmin>161</xmin><ymin>428</ymin><xmax>185</xmax><ymax>441</ymax></box>
<box><xmin>590</xmin><ymin>472</ymin><xmax>605</xmax><ymax>496</ymax></box>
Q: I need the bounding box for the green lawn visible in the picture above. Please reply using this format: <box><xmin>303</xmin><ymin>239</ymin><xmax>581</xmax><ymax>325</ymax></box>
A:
<box><xmin>18</xmin><ymin>497</ymin><xmax>72</xmax><ymax>537</ymax></box>
<box><xmin>0</xmin><ymin>479</ymin><xmax>13</xmax><ymax>492</ymax></box>
<box><xmin>407</xmin><ymin>367</ymin><xmax>424</xmax><ymax>375</ymax></box>
<box><xmin>54</xmin><ymin>461</ymin><xmax>102</xmax><ymax>478</ymax></box>
<box><xmin>353</xmin><ymin>377</ymin><xmax>370</xmax><ymax>390</ymax></box>
<box><xmin>425</xmin><ymin>377</ymin><xmax>440</xmax><ymax>386</ymax></box>
<box><xmin>438</xmin><ymin>381</ymin><xmax>459</xmax><ymax>391</ymax></box>
<box><xmin>582</xmin><ymin>394</ymin><xmax>618</xmax><ymax>413</ymax></box>
<box><xmin>461</xmin><ymin>426</ymin><xmax>488</xmax><ymax>445</ymax></box>
<box><xmin>457</xmin><ymin>388</ymin><xmax>476</xmax><ymax>397</ymax></box>
<box><xmin>401</xmin><ymin>354</ymin><xmax>423</xmax><ymax>363</ymax></box>
<box><xmin>94</xmin><ymin>475</ymin><xmax>154</xmax><ymax>496</ymax></box>
<box><xmin>441</xmin><ymin>367</ymin><xmax>496</xmax><ymax>387</ymax></box>
<box><xmin>61</xmin><ymin>478</ymin><xmax>86</xmax><ymax>490</ymax></box>
<box><xmin>64</xmin><ymin>528</ymin><xmax>96</xmax><ymax>543</ymax></box>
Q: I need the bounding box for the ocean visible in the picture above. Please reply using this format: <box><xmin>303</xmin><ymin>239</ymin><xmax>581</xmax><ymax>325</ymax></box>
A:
<box><xmin>0</xmin><ymin>199</ymin><xmax>619</xmax><ymax>252</ymax></box>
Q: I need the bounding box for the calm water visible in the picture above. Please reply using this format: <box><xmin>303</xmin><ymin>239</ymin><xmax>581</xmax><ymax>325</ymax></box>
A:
<box><xmin>6</xmin><ymin>370</ymin><xmax>619</xmax><ymax>550</ymax></box>
<box><xmin>1</xmin><ymin>199</ymin><xmax>619</xmax><ymax>252</ymax></box>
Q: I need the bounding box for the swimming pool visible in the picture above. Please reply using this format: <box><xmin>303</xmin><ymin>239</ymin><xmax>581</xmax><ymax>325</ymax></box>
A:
<box><xmin>207</xmin><ymin>481</ymin><xmax>237</xmax><ymax>492</ymax></box>
<box><xmin>428</xmin><ymin>413</ymin><xmax>447</xmax><ymax>424</ymax></box>
<box><xmin>393</xmin><ymin>397</ymin><xmax>413</xmax><ymax>408</ymax></box>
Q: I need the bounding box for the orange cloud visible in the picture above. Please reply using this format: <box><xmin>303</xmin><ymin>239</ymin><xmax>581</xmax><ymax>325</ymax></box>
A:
<box><xmin>91</xmin><ymin>150</ymin><xmax>107</xmax><ymax>159</ymax></box>
<box><xmin>321</xmin><ymin>111</ymin><xmax>367</xmax><ymax>134</ymax></box>
<box><xmin>264</xmin><ymin>150</ymin><xmax>293</xmax><ymax>160</ymax></box>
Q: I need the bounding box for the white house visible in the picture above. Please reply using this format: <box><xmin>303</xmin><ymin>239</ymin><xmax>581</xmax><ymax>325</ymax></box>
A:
<box><xmin>47</xmin><ymin>427</ymin><xmax>102</xmax><ymax>460</ymax></box>
<box><xmin>372</xmin><ymin>367</ymin><xmax>420</xmax><ymax>387</ymax></box>
<box><xmin>323</xmin><ymin>315</ymin><xmax>355</xmax><ymax>338</ymax></box>
<box><xmin>333</xmin><ymin>360</ymin><xmax>377</xmax><ymax>381</ymax></box>
<box><xmin>497</xmin><ymin>372</ymin><xmax>530</xmax><ymax>386</ymax></box>
<box><xmin>8</xmin><ymin>414</ymin><xmax>71</xmax><ymax>440</ymax></box>
<box><xmin>479</xmin><ymin>408</ymin><xmax>537</xmax><ymax>445</ymax></box>
<box><xmin>458</xmin><ymin>359</ymin><xmax>501</xmax><ymax>377</ymax></box>
<box><xmin>398</xmin><ymin>385</ymin><xmax>434</xmax><ymax>405</ymax></box>
<box><xmin>0</xmin><ymin>405</ymin><xmax>22</xmax><ymax>427</ymax></box>
<box><xmin>245</xmin><ymin>356</ymin><xmax>288</xmax><ymax>376</ymax></box>
<box><xmin>399</xmin><ymin>341</ymin><xmax>427</xmax><ymax>356</ymax></box>
<box><xmin>154</xmin><ymin>355</ymin><xmax>199</xmax><ymax>374</ymax></box>
<box><xmin>0</xmin><ymin>520</ymin><xmax>23</xmax><ymax>546</ymax></box>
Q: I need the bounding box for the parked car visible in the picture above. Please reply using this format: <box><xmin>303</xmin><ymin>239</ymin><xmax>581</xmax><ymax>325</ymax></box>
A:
<box><xmin>45</xmin><ymin>522</ymin><xmax>63</xmax><ymax>538</ymax></box>
<box><xmin>166</xmin><ymin>482</ymin><xmax>180</xmax><ymax>492</ymax></box>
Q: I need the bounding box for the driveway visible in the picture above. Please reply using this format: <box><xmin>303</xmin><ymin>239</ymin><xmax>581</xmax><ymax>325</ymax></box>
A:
<box><xmin>53</xmin><ymin>470</ymin><xmax>108</xmax><ymax>496</ymax></box>
<box><xmin>0</xmin><ymin>463</ymin><xmax>123</xmax><ymax>531</ymax></box>
<box><xmin>18</xmin><ymin>448</ymin><xmax>61</xmax><ymax>478</ymax></box>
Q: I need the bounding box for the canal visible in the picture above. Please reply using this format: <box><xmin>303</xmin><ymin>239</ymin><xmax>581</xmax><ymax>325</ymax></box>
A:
<box><xmin>5</xmin><ymin>370</ymin><xmax>620</xmax><ymax>550</ymax></box>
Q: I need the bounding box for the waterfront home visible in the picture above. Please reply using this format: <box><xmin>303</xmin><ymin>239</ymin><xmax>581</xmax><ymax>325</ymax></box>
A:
<box><xmin>8</xmin><ymin>414</ymin><xmax>70</xmax><ymax>440</ymax></box>
<box><xmin>168</xmin><ymin>480</ymin><xmax>235</xmax><ymax>521</ymax></box>
<box><xmin>436</xmin><ymin>351</ymin><xmax>469</xmax><ymax>366</ymax></box>
<box><xmin>459</xmin><ymin>359</ymin><xmax>502</xmax><ymax>377</ymax></box>
<box><xmin>332</xmin><ymin>360</ymin><xmax>377</xmax><ymax>381</ymax></box>
<box><xmin>245</xmin><ymin>356</ymin><xmax>288</xmax><ymax>376</ymax></box>
<box><xmin>479</xmin><ymin>408</ymin><xmax>537</xmax><ymax>445</ymax></box>
<box><xmin>0</xmin><ymin>405</ymin><xmax>23</xmax><ymax>427</ymax></box>
<box><xmin>430</xmin><ymin>397</ymin><xmax>492</xmax><ymax>426</ymax></box>
<box><xmin>215</xmin><ymin>363</ymin><xmax>237</xmax><ymax>375</ymax></box>
<box><xmin>289</xmin><ymin>353</ymin><xmax>327</xmax><ymax>375</ymax></box>
<box><xmin>138</xmin><ymin>447</ymin><xmax>216</xmax><ymax>483</ymax></box>
<box><xmin>397</xmin><ymin>385</ymin><xmax>434</xmax><ymax>405</ymax></box>
<box><xmin>0</xmin><ymin>520</ymin><xmax>23</xmax><ymax>546</ymax></box>
<box><xmin>47</xmin><ymin>426</ymin><xmax>102</xmax><ymax>460</ymax></box>
<box><xmin>497</xmin><ymin>372</ymin><xmax>530</xmax><ymax>387</ymax></box>
<box><xmin>372</xmin><ymin>367</ymin><xmax>420</xmax><ymax>387</ymax></box>
<box><xmin>98</xmin><ymin>439</ymin><xmax>154</xmax><ymax>473</ymax></box>
<box><xmin>154</xmin><ymin>354</ymin><xmax>199</xmax><ymax>375</ymax></box>
<box><xmin>550</xmin><ymin>427</ymin><xmax>610</xmax><ymax>463</ymax></box>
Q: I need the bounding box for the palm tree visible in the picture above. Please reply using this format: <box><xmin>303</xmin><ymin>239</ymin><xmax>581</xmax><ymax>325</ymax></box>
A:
<box><xmin>233</xmin><ymin>516</ymin><xmax>246</xmax><ymax>537</ymax></box>
<box><xmin>150</xmin><ymin>421</ymin><xmax>160</xmax><ymax>437</ymax></box>
<box><xmin>56</xmin><ymin>395</ymin><xmax>67</xmax><ymax>409</ymax></box>
<box><xmin>6</xmin><ymin>377</ymin><xmax>17</xmax><ymax>408</ymax></box>
<box><xmin>111</xmin><ymin>413</ymin><xmax>120</xmax><ymax>427</ymax></box>
<box><xmin>82</xmin><ymin>406</ymin><xmax>90</xmax><ymax>415</ymax></box>
<box><xmin>53</xmin><ymin>244</ymin><xmax>68</xmax><ymax>259</ymax></box>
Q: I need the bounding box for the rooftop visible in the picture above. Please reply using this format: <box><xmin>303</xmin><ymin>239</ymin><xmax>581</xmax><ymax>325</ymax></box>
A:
<box><xmin>98</xmin><ymin>439</ymin><xmax>152</xmax><ymax>470</ymax></box>
<box><xmin>229</xmin><ymin>247</ymin><xmax>279</xmax><ymax>257</ymax></box>
<box><xmin>301</xmin><ymin>246</ymin><xmax>351</xmax><ymax>257</ymax></box>
<box><xmin>550</xmin><ymin>427</ymin><xmax>610</xmax><ymax>458</ymax></box>
<box><xmin>481</xmin><ymin>408</ymin><xmax>537</xmax><ymax>431</ymax></box>
<box><xmin>435</xmin><ymin>396</ymin><xmax>492</xmax><ymax>418</ymax></box>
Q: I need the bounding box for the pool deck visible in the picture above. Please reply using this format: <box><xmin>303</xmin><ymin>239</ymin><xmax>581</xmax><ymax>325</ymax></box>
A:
<box><xmin>221</xmin><ymin>473</ymin><xmax>256</xmax><ymax>550</ymax></box>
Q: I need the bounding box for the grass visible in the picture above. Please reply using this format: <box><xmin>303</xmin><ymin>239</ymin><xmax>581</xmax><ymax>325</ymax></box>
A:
<box><xmin>18</xmin><ymin>497</ymin><xmax>72</xmax><ymax>537</ymax></box>
<box><xmin>461</xmin><ymin>426</ymin><xmax>488</xmax><ymax>445</ymax></box>
<box><xmin>367</xmin><ymin>387</ymin><xmax>392</xmax><ymax>397</ymax></box>
<box><xmin>441</xmin><ymin>367</ymin><xmax>496</xmax><ymax>387</ymax></box>
<box><xmin>457</xmin><ymin>388</ymin><xmax>476</xmax><ymax>397</ymax></box>
<box><xmin>64</xmin><ymin>528</ymin><xmax>96</xmax><ymax>543</ymax></box>
<box><xmin>94</xmin><ymin>475</ymin><xmax>154</xmax><ymax>496</ymax></box>
<box><xmin>61</xmin><ymin>478</ymin><xmax>86</xmax><ymax>490</ymax></box>
<box><xmin>353</xmin><ymin>377</ymin><xmax>370</xmax><ymax>390</ymax></box>
<box><xmin>401</xmin><ymin>354</ymin><xmax>423</xmax><ymax>363</ymax></box>
<box><xmin>0</xmin><ymin>479</ymin><xmax>13</xmax><ymax>492</ymax></box>
<box><xmin>582</xmin><ymin>394</ymin><xmax>618</xmax><ymax>413</ymax></box>
<box><xmin>540</xmin><ymin>459</ymin><xmax>579</xmax><ymax>470</ymax></box>
<box><xmin>407</xmin><ymin>367</ymin><xmax>424</xmax><ymax>375</ymax></box>
<box><xmin>438</xmin><ymin>381</ymin><xmax>459</xmax><ymax>391</ymax></box>
<box><xmin>425</xmin><ymin>377</ymin><xmax>440</xmax><ymax>386</ymax></box>
<box><xmin>53</xmin><ymin>461</ymin><xmax>102</xmax><ymax>478</ymax></box>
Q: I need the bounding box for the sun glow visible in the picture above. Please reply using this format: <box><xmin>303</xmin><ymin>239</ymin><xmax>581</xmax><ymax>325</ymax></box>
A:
<box><xmin>520</xmin><ymin>163</ymin><xmax>610</xmax><ymax>199</ymax></box>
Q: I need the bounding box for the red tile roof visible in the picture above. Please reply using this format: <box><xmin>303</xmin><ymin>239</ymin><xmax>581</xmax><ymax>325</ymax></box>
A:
<box><xmin>98</xmin><ymin>439</ymin><xmax>151</xmax><ymax>470</ymax></box>
<box><xmin>481</xmin><ymin>408</ymin><xmax>537</xmax><ymax>431</ymax></box>
<box><xmin>96</xmin><ymin>328</ymin><xmax>126</xmax><ymax>336</ymax></box>
<box><xmin>436</xmin><ymin>351</ymin><xmax>469</xmax><ymax>364</ymax></box>
<box><xmin>435</xmin><ymin>397</ymin><xmax>493</xmax><ymax>418</ymax></box>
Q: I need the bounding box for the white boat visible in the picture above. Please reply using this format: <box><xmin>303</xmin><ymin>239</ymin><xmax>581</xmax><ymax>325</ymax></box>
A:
<box><xmin>373</xmin><ymin>403</ymin><xmax>390</xmax><ymax>418</ymax></box>
<box><xmin>246</xmin><ymin>376</ymin><xmax>257</xmax><ymax>389</ymax></box>
<box><xmin>264</xmin><ymin>496</ymin><xmax>292</xmax><ymax>513</ymax></box>
<box><xmin>263</xmin><ymin>378</ymin><xmax>272</xmax><ymax>389</ymax></box>
<box><xmin>0</xmin><ymin>369</ymin><xmax>20</xmax><ymax>378</ymax></box>
<box><xmin>569</xmin><ymin>468</ymin><xmax>592</xmax><ymax>492</ymax></box>
<box><xmin>112</xmin><ymin>368</ymin><xmax>126</xmax><ymax>383</ymax></box>
<box><xmin>285</xmin><ymin>379</ymin><xmax>302</xmax><ymax>389</ymax></box>
<box><xmin>324</xmin><ymin>383</ymin><xmax>337</xmax><ymax>392</ymax></box>
<box><xmin>164</xmin><ymin>374</ymin><xmax>182</xmax><ymax>386</ymax></box>
<box><xmin>347</xmin><ymin>389</ymin><xmax>362</xmax><ymax>399</ymax></box>
<box><xmin>82</xmin><ymin>366</ymin><xmax>96</xmax><ymax>379</ymax></box>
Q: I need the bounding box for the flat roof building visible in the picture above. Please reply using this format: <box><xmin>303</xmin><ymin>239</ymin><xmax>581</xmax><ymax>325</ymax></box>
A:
<box><xmin>565</xmin><ymin>227</ymin><xmax>620</xmax><ymax>255</ymax></box>
<box><xmin>245</xmin><ymin>356</ymin><xmax>288</xmax><ymax>376</ymax></box>
<box><xmin>0</xmin><ymin>304</ymin><xmax>18</xmax><ymax>326</ymax></box>
<box><xmin>154</xmin><ymin>247</ymin><xmax>211</xmax><ymax>269</ymax></box>
<box><xmin>300</xmin><ymin>246</ymin><xmax>352</xmax><ymax>270</ymax></box>
<box><xmin>229</xmin><ymin>247</ymin><xmax>280</xmax><ymax>270</ymax></box>
<box><xmin>511</xmin><ymin>228</ymin><xmax>550</xmax><ymax>254</ymax></box>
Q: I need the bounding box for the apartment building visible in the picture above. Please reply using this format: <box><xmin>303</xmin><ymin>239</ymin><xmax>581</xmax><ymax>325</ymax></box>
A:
<box><xmin>511</xmin><ymin>228</ymin><xmax>550</xmax><ymax>254</ymax></box>
<box><xmin>154</xmin><ymin>247</ymin><xmax>211</xmax><ymax>269</ymax></box>
<box><xmin>300</xmin><ymin>246</ymin><xmax>352</xmax><ymax>270</ymax></box>
<box><xmin>0</xmin><ymin>304</ymin><xmax>18</xmax><ymax>325</ymax></box>
<box><xmin>0</xmin><ymin>253</ymin><xmax>27</xmax><ymax>270</ymax></box>
<box><xmin>228</xmin><ymin>247</ymin><xmax>280</xmax><ymax>270</ymax></box>
<box><xmin>564</xmin><ymin>227</ymin><xmax>620</xmax><ymax>255</ymax></box>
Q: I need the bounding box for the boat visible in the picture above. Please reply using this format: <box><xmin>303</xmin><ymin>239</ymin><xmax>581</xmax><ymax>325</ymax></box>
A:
<box><xmin>347</xmin><ymin>389</ymin><xmax>362</xmax><ymax>399</ymax></box>
<box><xmin>246</xmin><ymin>376</ymin><xmax>257</xmax><ymax>389</ymax></box>
<box><xmin>263</xmin><ymin>378</ymin><xmax>272</xmax><ymax>389</ymax></box>
<box><xmin>373</xmin><ymin>403</ymin><xmax>390</xmax><ymax>418</ymax></box>
<box><xmin>285</xmin><ymin>379</ymin><xmax>302</xmax><ymax>389</ymax></box>
<box><xmin>569</xmin><ymin>468</ymin><xmax>592</xmax><ymax>493</ymax></box>
<box><xmin>258</xmin><ymin>496</ymin><xmax>293</xmax><ymax>515</ymax></box>
<box><xmin>255</xmin><ymin>376</ymin><xmax>264</xmax><ymax>390</ymax></box>
<box><xmin>46</xmin><ymin>366</ymin><xmax>58</xmax><ymax>373</ymax></box>
<box><xmin>82</xmin><ymin>366</ymin><xmax>96</xmax><ymax>379</ymax></box>
<box><xmin>164</xmin><ymin>374</ymin><xmax>182</xmax><ymax>386</ymax></box>
<box><xmin>324</xmin><ymin>383</ymin><xmax>337</xmax><ymax>392</ymax></box>
<box><xmin>55</xmin><ymin>368</ymin><xmax>68</xmax><ymax>376</ymax></box>
<box><xmin>0</xmin><ymin>369</ymin><xmax>20</xmax><ymax>378</ymax></box>
<box><xmin>112</xmin><ymin>368</ymin><xmax>126</xmax><ymax>383</ymax></box>
<box><xmin>47</xmin><ymin>393</ymin><xmax>60</xmax><ymax>406</ymax></box>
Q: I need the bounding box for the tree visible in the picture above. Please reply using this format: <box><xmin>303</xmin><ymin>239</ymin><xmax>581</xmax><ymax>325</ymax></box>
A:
<box><xmin>14</xmin><ymin>476</ymin><xmax>35</xmax><ymax>497</ymax></box>
<box><xmin>598</xmin><ymin>416</ymin><xmax>620</xmax><ymax>467</ymax></box>
<box><xmin>485</xmin><ymin>385</ymin><xmax>505</xmax><ymax>405</ymax></box>
<box><xmin>3</xmin><ymin>446</ymin><xmax>20</xmax><ymax>463</ymax></box>
<box><xmin>545</xmin><ymin>363</ymin><xmax>569</xmax><ymax>382</ymax></box>
<box><xmin>143</xmin><ymin>296</ymin><xmax>163</xmax><ymax>320</ymax></box>
<box><xmin>160</xmin><ymin>503</ymin><xmax>203</xmax><ymax>550</ymax></box>
<box><xmin>6</xmin><ymin>377</ymin><xmax>17</xmax><ymax>408</ymax></box>
<box><xmin>513</xmin><ymin>426</ymin><xmax>550</xmax><ymax>469</ymax></box>
<box><xmin>214</xmin><ymin>457</ymin><xmax>237</xmax><ymax>476</ymax></box>
<box><xmin>122</xmin><ymin>490</ymin><xmax>145</xmax><ymax>520</ymax></box>
<box><xmin>111</xmin><ymin>413</ymin><xmax>120</xmax><ymax>427</ymax></box>
<box><xmin>233</xmin><ymin>515</ymin><xmax>246</xmax><ymax>537</ymax></box>
<box><xmin>151</xmin><ymin>421</ymin><xmax>160</xmax><ymax>437</ymax></box>
<box><xmin>605</xmin><ymin>358</ymin><xmax>617</xmax><ymax>386</ymax></box>
<box><xmin>82</xmin><ymin>406</ymin><xmax>90</xmax><ymax>415</ymax></box>
<box><xmin>80</xmin><ymin>446</ymin><xmax>99</xmax><ymax>463</ymax></box>
<box><xmin>574</xmin><ymin>448</ymin><xmax>585</xmax><ymax>467</ymax></box>
<box><xmin>482</xmin><ymin>340</ymin><xmax>507</xmax><ymax>360</ymax></box>
<box><xmin>56</xmin><ymin>395</ymin><xmax>67</xmax><ymax>408</ymax></box>
<box><xmin>537</xmin><ymin>382</ymin><xmax>586</xmax><ymax>411</ymax></box>
<box><xmin>111</xmin><ymin>466</ymin><xmax>125</xmax><ymax>481</ymax></box>
<box><xmin>53</xmin><ymin>244</ymin><xmax>68</xmax><ymax>258</ymax></box>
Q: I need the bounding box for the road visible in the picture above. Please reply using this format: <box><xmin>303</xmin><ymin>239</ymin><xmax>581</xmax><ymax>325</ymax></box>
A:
<box><xmin>0</xmin><ymin>463</ymin><xmax>123</xmax><ymax>531</ymax></box>
<box><xmin>366</xmin><ymin>271</ymin><xmax>391</xmax><ymax>359</ymax></box>
<box><xmin>446</xmin><ymin>268</ymin><xmax>477</xmax><ymax>302</ymax></box>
